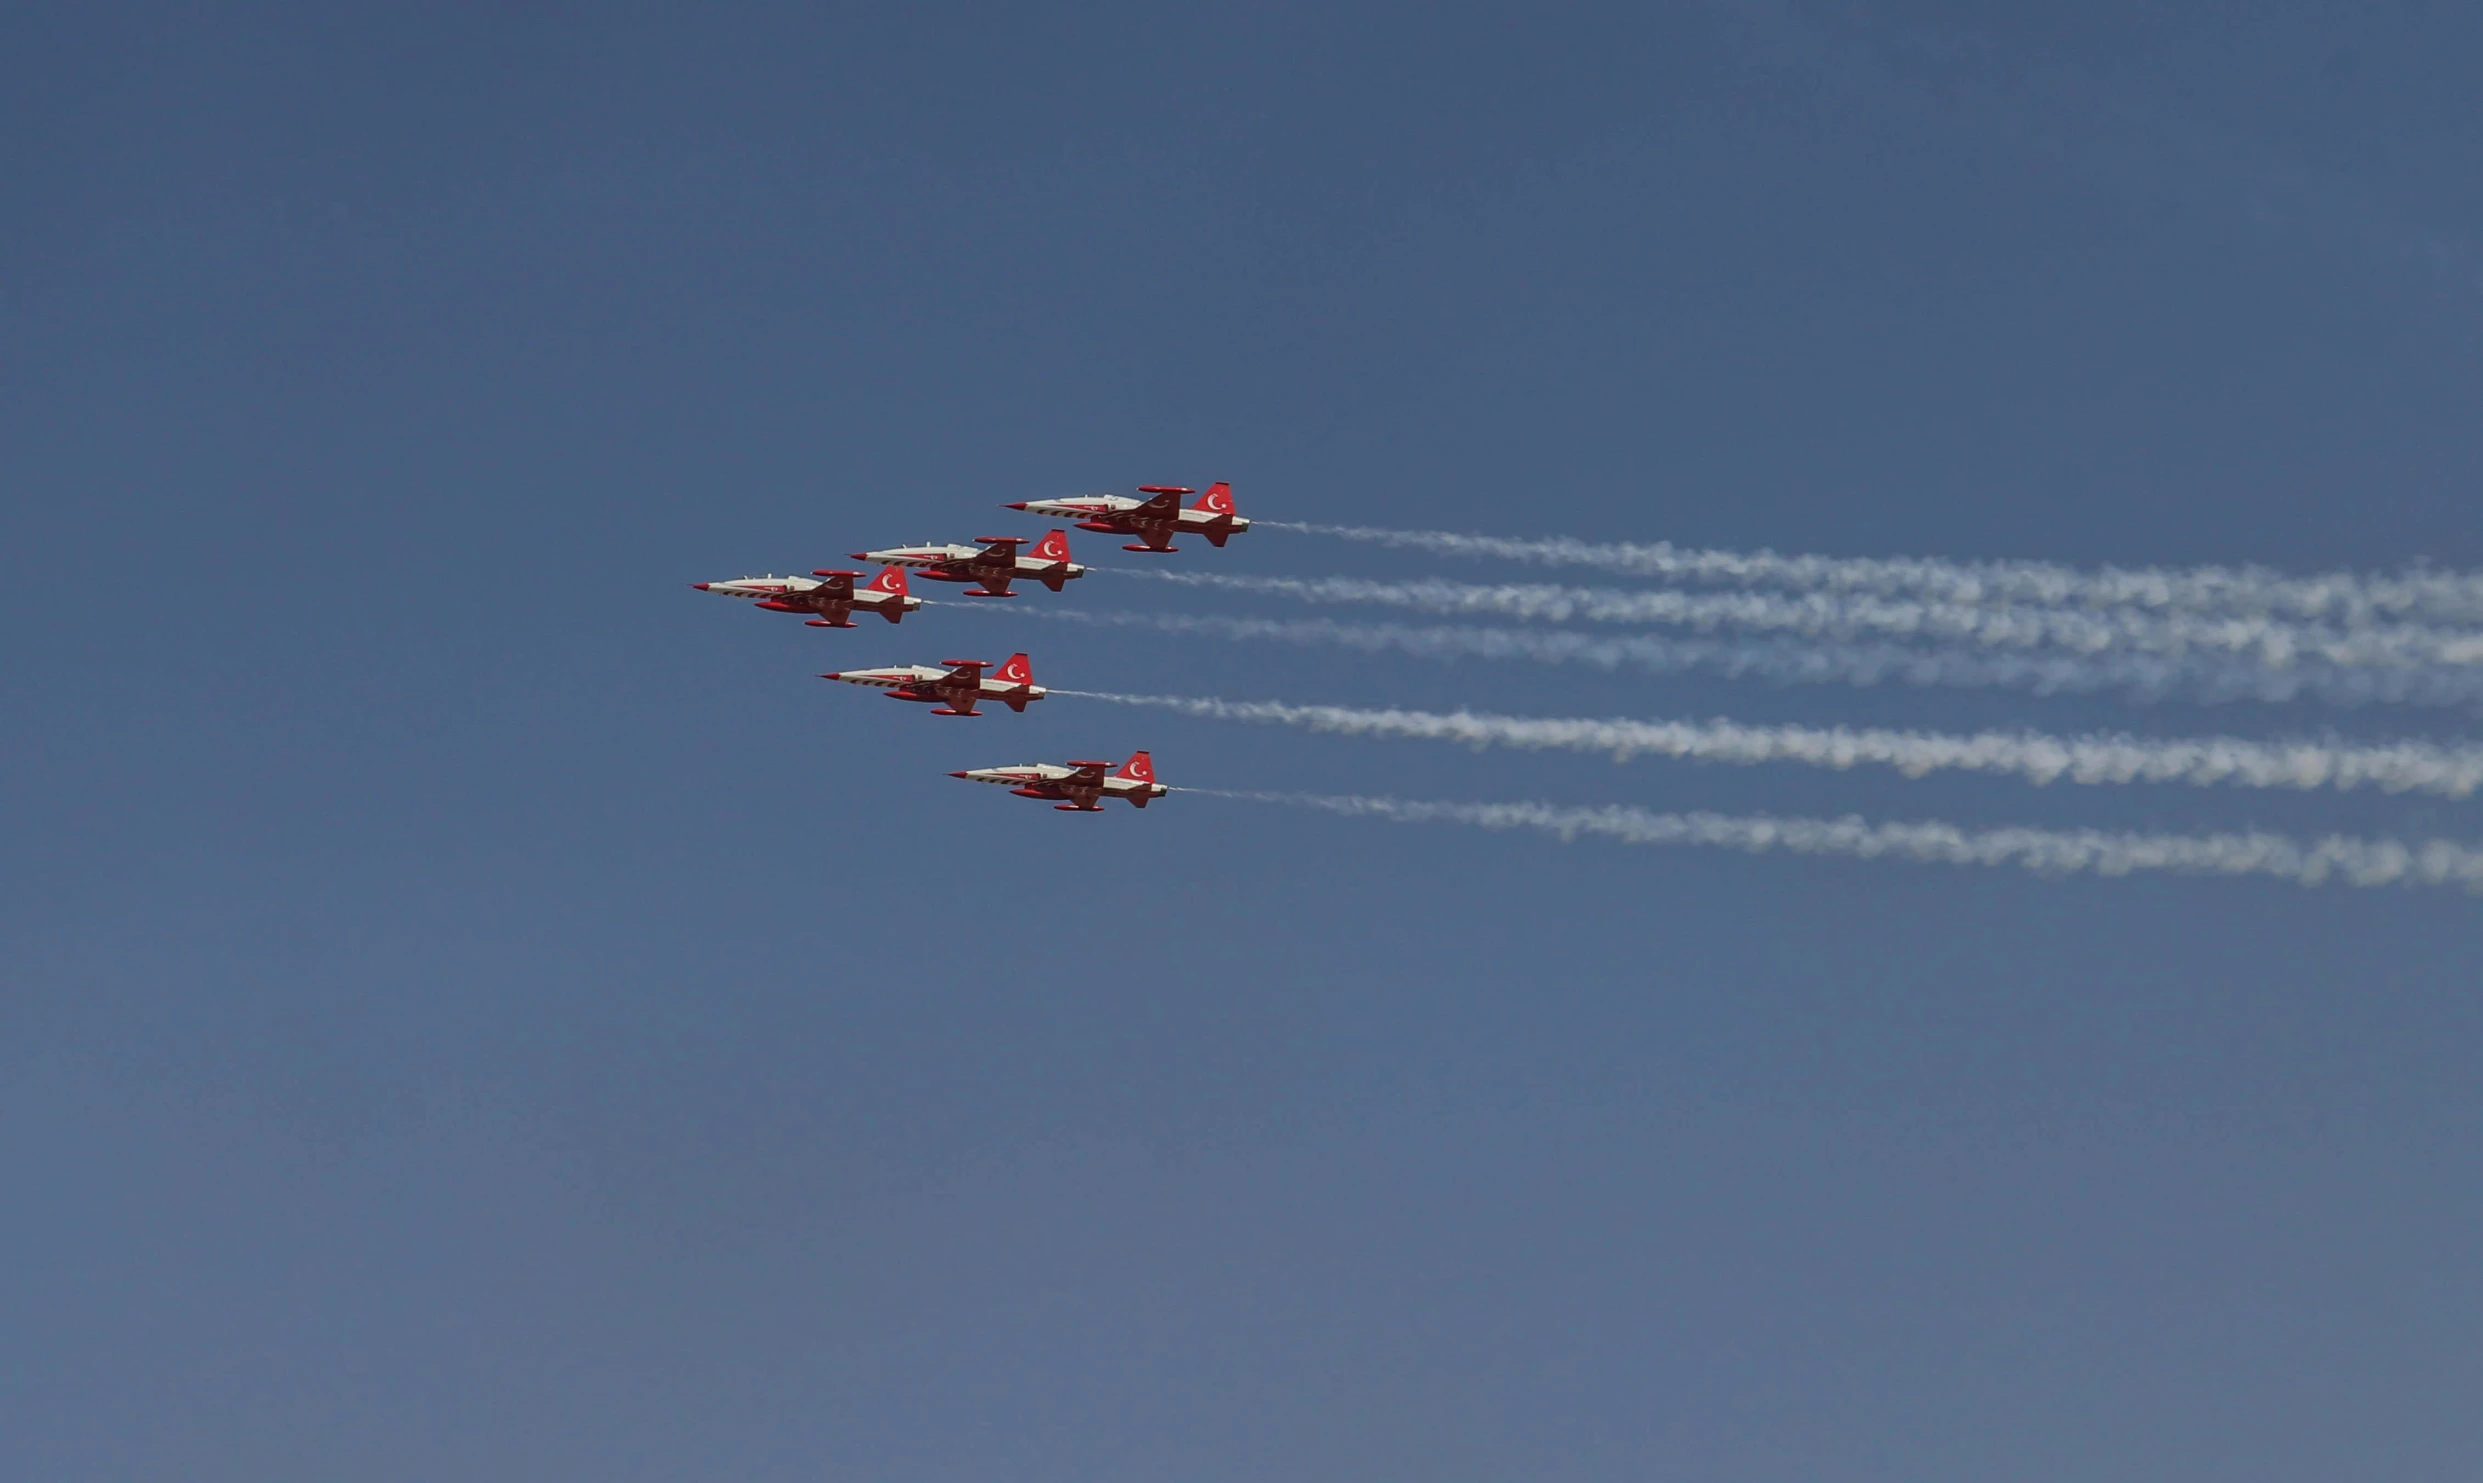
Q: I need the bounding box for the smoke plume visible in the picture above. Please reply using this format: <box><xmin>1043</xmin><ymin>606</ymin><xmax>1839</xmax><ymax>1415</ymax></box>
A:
<box><xmin>1206</xmin><ymin>791</ymin><xmax>2483</xmax><ymax>893</ymax></box>
<box><xmin>1256</xmin><ymin>521</ymin><xmax>2483</xmax><ymax>627</ymax></box>
<box><xmin>994</xmin><ymin>607</ymin><xmax>2483</xmax><ymax>707</ymax></box>
<box><xmin>1056</xmin><ymin>691</ymin><xmax>2483</xmax><ymax>797</ymax></box>
<box><xmin>1116</xmin><ymin>569</ymin><xmax>2483</xmax><ymax>670</ymax></box>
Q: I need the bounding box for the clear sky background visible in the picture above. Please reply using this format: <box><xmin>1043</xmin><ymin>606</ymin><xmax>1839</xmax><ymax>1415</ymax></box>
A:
<box><xmin>7</xmin><ymin>3</ymin><xmax>2481</xmax><ymax>1478</ymax></box>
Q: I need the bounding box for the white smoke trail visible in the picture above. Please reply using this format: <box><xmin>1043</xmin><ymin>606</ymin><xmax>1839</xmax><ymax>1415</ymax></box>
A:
<box><xmin>1053</xmin><ymin>691</ymin><xmax>2483</xmax><ymax>798</ymax></box>
<box><xmin>1113</xmin><ymin>569</ymin><xmax>2483</xmax><ymax>671</ymax></box>
<box><xmin>983</xmin><ymin>607</ymin><xmax>2483</xmax><ymax>707</ymax></box>
<box><xmin>1255</xmin><ymin>521</ymin><xmax>2483</xmax><ymax>627</ymax></box>
<box><xmin>1205</xmin><ymin>791</ymin><xmax>2483</xmax><ymax>894</ymax></box>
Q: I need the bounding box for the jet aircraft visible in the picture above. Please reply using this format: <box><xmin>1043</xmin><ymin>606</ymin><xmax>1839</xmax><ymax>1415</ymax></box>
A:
<box><xmin>1005</xmin><ymin>481</ymin><xmax>1248</xmax><ymax>552</ymax></box>
<box><xmin>950</xmin><ymin>750</ymin><xmax>1166</xmax><ymax>811</ymax></box>
<box><xmin>691</xmin><ymin>566</ymin><xmax>919</xmax><ymax>627</ymax></box>
<box><xmin>849</xmin><ymin>528</ymin><xmax>1086</xmax><ymax>596</ymax></box>
<box><xmin>820</xmin><ymin>652</ymin><xmax>1045</xmax><ymax>716</ymax></box>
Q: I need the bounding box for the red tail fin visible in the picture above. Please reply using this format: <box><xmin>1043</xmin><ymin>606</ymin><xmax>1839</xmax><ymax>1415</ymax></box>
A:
<box><xmin>1192</xmin><ymin>481</ymin><xmax>1233</xmax><ymax>515</ymax></box>
<box><xmin>1114</xmin><ymin>750</ymin><xmax>1155</xmax><ymax>784</ymax></box>
<box><xmin>994</xmin><ymin>652</ymin><xmax>1034</xmax><ymax>687</ymax></box>
<box><xmin>1032</xmin><ymin>528</ymin><xmax>1073</xmax><ymax>563</ymax></box>
<box><xmin>870</xmin><ymin>565</ymin><xmax>910</xmax><ymax>596</ymax></box>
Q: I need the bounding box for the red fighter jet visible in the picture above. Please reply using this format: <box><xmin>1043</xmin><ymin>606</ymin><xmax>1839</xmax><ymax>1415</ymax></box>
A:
<box><xmin>847</xmin><ymin>528</ymin><xmax>1087</xmax><ymax>596</ymax></box>
<box><xmin>1006</xmin><ymin>481</ymin><xmax>1249</xmax><ymax>553</ymax></box>
<box><xmin>690</xmin><ymin>565</ymin><xmax>919</xmax><ymax>627</ymax></box>
<box><xmin>819</xmin><ymin>652</ymin><xmax>1046</xmax><ymax>716</ymax></box>
<box><xmin>950</xmin><ymin>750</ymin><xmax>1167</xmax><ymax>811</ymax></box>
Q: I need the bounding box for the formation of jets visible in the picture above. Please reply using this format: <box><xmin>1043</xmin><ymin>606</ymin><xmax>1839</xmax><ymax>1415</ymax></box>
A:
<box><xmin>694</xmin><ymin>481</ymin><xmax>1253</xmax><ymax>812</ymax></box>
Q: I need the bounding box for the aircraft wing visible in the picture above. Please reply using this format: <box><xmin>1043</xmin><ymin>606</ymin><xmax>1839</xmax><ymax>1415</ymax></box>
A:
<box><xmin>1054</xmin><ymin>768</ymin><xmax>1107</xmax><ymax>807</ymax></box>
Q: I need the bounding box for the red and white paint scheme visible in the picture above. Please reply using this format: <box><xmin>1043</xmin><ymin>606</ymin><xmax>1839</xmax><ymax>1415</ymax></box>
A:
<box><xmin>819</xmin><ymin>652</ymin><xmax>1046</xmax><ymax>716</ymax></box>
<box><xmin>1004</xmin><ymin>481</ymin><xmax>1248</xmax><ymax>553</ymax></box>
<box><xmin>848</xmin><ymin>529</ymin><xmax>1086</xmax><ymax>596</ymax></box>
<box><xmin>690</xmin><ymin>565</ymin><xmax>920</xmax><ymax>627</ymax></box>
<box><xmin>949</xmin><ymin>750</ymin><xmax>1166</xmax><ymax>812</ymax></box>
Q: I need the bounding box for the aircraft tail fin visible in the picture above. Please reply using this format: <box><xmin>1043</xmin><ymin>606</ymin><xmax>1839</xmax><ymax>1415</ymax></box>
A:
<box><xmin>993</xmin><ymin>652</ymin><xmax>1034</xmax><ymax>688</ymax></box>
<box><xmin>869</xmin><ymin>565</ymin><xmax>910</xmax><ymax>596</ymax></box>
<box><xmin>1114</xmin><ymin>750</ymin><xmax>1155</xmax><ymax>785</ymax></box>
<box><xmin>1032</xmin><ymin>528</ymin><xmax>1073</xmax><ymax>563</ymax></box>
<box><xmin>1191</xmin><ymin>481</ymin><xmax>1234</xmax><ymax>515</ymax></box>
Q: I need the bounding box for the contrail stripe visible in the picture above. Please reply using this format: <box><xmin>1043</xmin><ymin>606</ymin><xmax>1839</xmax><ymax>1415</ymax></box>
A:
<box><xmin>1202</xmin><ymin>792</ymin><xmax>2483</xmax><ymax>893</ymax></box>
<box><xmin>1111</xmin><ymin>570</ymin><xmax>2483</xmax><ymax>670</ymax></box>
<box><xmin>1255</xmin><ymin>521</ymin><xmax>2483</xmax><ymax>627</ymax></box>
<box><xmin>969</xmin><ymin>606</ymin><xmax>2483</xmax><ymax>707</ymax></box>
<box><xmin>1051</xmin><ymin>692</ymin><xmax>2483</xmax><ymax>798</ymax></box>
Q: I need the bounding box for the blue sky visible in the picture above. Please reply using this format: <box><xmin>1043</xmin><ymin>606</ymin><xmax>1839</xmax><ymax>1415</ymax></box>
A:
<box><xmin>7</xmin><ymin>3</ymin><xmax>2481</xmax><ymax>1478</ymax></box>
